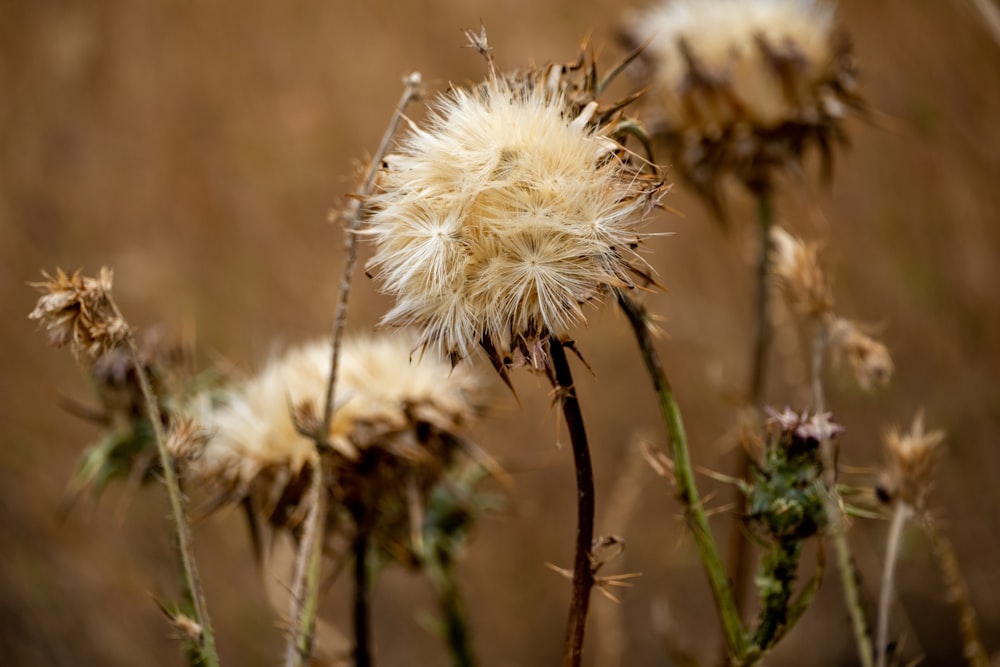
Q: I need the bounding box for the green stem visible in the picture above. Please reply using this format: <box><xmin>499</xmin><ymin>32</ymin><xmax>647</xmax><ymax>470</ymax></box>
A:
<box><xmin>726</xmin><ymin>190</ymin><xmax>775</xmax><ymax>629</ymax></box>
<box><xmin>548</xmin><ymin>336</ymin><xmax>596</xmax><ymax>667</ymax></box>
<box><xmin>284</xmin><ymin>73</ymin><xmax>423</xmax><ymax>667</ymax></box>
<box><xmin>109</xmin><ymin>301</ymin><xmax>219</xmax><ymax>666</ymax></box>
<box><xmin>617</xmin><ymin>292</ymin><xmax>747</xmax><ymax>661</ymax></box>
<box><xmin>429</xmin><ymin>550</ymin><xmax>476</xmax><ymax>667</ymax></box>
<box><xmin>812</xmin><ymin>323</ymin><xmax>874</xmax><ymax>667</ymax></box>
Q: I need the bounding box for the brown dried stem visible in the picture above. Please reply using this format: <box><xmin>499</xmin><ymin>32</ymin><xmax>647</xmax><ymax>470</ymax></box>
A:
<box><xmin>284</xmin><ymin>72</ymin><xmax>423</xmax><ymax>667</ymax></box>
<box><xmin>548</xmin><ymin>335</ymin><xmax>596</xmax><ymax>667</ymax></box>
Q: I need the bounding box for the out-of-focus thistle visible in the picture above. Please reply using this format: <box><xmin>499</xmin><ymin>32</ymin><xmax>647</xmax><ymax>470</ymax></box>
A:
<box><xmin>742</xmin><ymin>407</ymin><xmax>838</xmax><ymax>655</ymax></box>
<box><xmin>621</xmin><ymin>0</ymin><xmax>861</xmax><ymax>215</ymax></box>
<box><xmin>29</xmin><ymin>267</ymin><xmax>219</xmax><ymax>664</ymax></box>
<box><xmin>770</xmin><ymin>225</ymin><xmax>893</xmax><ymax>392</ymax></box>
<box><xmin>363</xmin><ymin>29</ymin><xmax>665</xmax><ymax>376</ymax></box>
<box><xmin>878</xmin><ymin>412</ymin><xmax>944</xmax><ymax>512</ymax></box>
<box><xmin>29</xmin><ymin>267</ymin><xmax>127</xmax><ymax>360</ymax></box>
<box><xmin>178</xmin><ymin>333</ymin><xmax>488</xmax><ymax>566</ymax></box>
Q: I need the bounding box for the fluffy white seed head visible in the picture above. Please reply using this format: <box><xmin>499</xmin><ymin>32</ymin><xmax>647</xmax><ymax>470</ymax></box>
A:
<box><xmin>185</xmin><ymin>333</ymin><xmax>485</xmax><ymax>496</ymax></box>
<box><xmin>365</xmin><ymin>78</ymin><xmax>661</xmax><ymax>365</ymax></box>
<box><xmin>625</xmin><ymin>0</ymin><xmax>838</xmax><ymax>129</ymax></box>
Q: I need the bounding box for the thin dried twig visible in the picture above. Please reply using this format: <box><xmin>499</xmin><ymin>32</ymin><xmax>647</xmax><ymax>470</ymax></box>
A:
<box><xmin>284</xmin><ymin>72</ymin><xmax>424</xmax><ymax>667</ymax></box>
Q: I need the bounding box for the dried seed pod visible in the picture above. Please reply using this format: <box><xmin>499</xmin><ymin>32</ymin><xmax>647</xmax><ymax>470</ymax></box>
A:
<box><xmin>622</xmin><ymin>0</ymin><xmax>861</xmax><ymax>214</ymax></box>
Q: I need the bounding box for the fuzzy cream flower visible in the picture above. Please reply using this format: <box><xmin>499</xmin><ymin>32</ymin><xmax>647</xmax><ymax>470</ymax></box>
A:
<box><xmin>364</xmin><ymin>76</ymin><xmax>663</xmax><ymax>369</ymax></box>
<box><xmin>622</xmin><ymin>0</ymin><xmax>859</xmax><ymax>211</ymax></box>
<box><xmin>179</xmin><ymin>333</ymin><xmax>487</xmax><ymax>554</ymax></box>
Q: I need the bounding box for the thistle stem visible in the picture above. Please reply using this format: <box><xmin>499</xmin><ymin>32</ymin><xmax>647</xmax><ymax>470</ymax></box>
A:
<box><xmin>727</xmin><ymin>190</ymin><xmax>775</xmax><ymax>628</ymax></box>
<box><xmin>617</xmin><ymin>292</ymin><xmax>748</xmax><ymax>662</ymax></box>
<box><xmin>921</xmin><ymin>515</ymin><xmax>990</xmax><ymax>667</ymax></box>
<box><xmin>548</xmin><ymin>336</ymin><xmax>596</xmax><ymax>667</ymax></box>
<box><xmin>428</xmin><ymin>548</ymin><xmax>476</xmax><ymax>667</ymax></box>
<box><xmin>876</xmin><ymin>502</ymin><xmax>912</xmax><ymax>667</ymax></box>
<box><xmin>108</xmin><ymin>299</ymin><xmax>219</xmax><ymax>667</ymax></box>
<box><xmin>284</xmin><ymin>73</ymin><xmax>422</xmax><ymax>667</ymax></box>
<box><xmin>812</xmin><ymin>323</ymin><xmax>874</xmax><ymax>667</ymax></box>
<box><xmin>353</xmin><ymin>527</ymin><xmax>373</xmax><ymax>667</ymax></box>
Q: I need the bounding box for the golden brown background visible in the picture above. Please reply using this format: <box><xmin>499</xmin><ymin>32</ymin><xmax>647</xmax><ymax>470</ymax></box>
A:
<box><xmin>2</xmin><ymin>1</ymin><xmax>998</xmax><ymax>665</ymax></box>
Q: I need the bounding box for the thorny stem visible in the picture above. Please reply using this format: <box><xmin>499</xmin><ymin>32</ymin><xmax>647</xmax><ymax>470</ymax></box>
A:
<box><xmin>428</xmin><ymin>548</ymin><xmax>476</xmax><ymax>667</ymax></box>
<box><xmin>812</xmin><ymin>323</ymin><xmax>874</xmax><ymax>667</ymax></box>
<box><xmin>284</xmin><ymin>73</ymin><xmax>423</xmax><ymax>667</ymax></box>
<box><xmin>353</xmin><ymin>527</ymin><xmax>373</xmax><ymax>667</ymax></box>
<box><xmin>548</xmin><ymin>335</ymin><xmax>596</xmax><ymax>667</ymax></box>
<box><xmin>727</xmin><ymin>191</ymin><xmax>775</xmax><ymax>631</ymax></box>
<box><xmin>107</xmin><ymin>299</ymin><xmax>219</xmax><ymax>667</ymax></box>
<box><xmin>922</xmin><ymin>516</ymin><xmax>990</xmax><ymax>667</ymax></box>
<box><xmin>876</xmin><ymin>502</ymin><xmax>912</xmax><ymax>667</ymax></box>
<box><xmin>617</xmin><ymin>292</ymin><xmax>748</xmax><ymax>662</ymax></box>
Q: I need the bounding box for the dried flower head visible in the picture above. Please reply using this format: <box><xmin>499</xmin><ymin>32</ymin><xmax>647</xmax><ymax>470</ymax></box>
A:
<box><xmin>622</xmin><ymin>0</ymin><xmax>860</xmax><ymax>212</ymax></box>
<box><xmin>829</xmin><ymin>317</ymin><xmax>893</xmax><ymax>391</ymax></box>
<box><xmin>770</xmin><ymin>225</ymin><xmax>833</xmax><ymax>319</ymax></box>
<box><xmin>364</xmin><ymin>58</ymin><xmax>664</xmax><ymax>372</ymax></box>
<box><xmin>880</xmin><ymin>412</ymin><xmax>945</xmax><ymax>509</ymax></box>
<box><xmin>29</xmin><ymin>267</ymin><xmax>128</xmax><ymax>359</ymax></box>
<box><xmin>182</xmin><ymin>333</ymin><xmax>488</xmax><ymax>560</ymax></box>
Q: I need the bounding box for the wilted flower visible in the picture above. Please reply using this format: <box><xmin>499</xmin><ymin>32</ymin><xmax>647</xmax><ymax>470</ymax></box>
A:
<box><xmin>828</xmin><ymin>317</ymin><xmax>893</xmax><ymax>391</ymax></box>
<box><xmin>29</xmin><ymin>267</ymin><xmax>128</xmax><ymax>359</ymax></box>
<box><xmin>622</xmin><ymin>0</ymin><xmax>860</xmax><ymax>213</ymax></box>
<box><xmin>364</xmin><ymin>63</ymin><xmax>664</xmax><ymax>372</ymax></box>
<box><xmin>880</xmin><ymin>412</ymin><xmax>945</xmax><ymax>509</ymax></box>
<box><xmin>182</xmin><ymin>333</ymin><xmax>488</xmax><ymax>560</ymax></box>
<box><xmin>770</xmin><ymin>225</ymin><xmax>832</xmax><ymax>319</ymax></box>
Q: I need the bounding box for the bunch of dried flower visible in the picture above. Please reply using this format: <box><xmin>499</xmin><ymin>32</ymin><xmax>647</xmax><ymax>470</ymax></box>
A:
<box><xmin>622</xmin><ymin>0</ymin><xmax>861</xmax><ymax>214</ymax></box>
<box><xmin>178</xmin><ymin>333</ymin><xmax>488</xmax><ymax>564</ymax></box>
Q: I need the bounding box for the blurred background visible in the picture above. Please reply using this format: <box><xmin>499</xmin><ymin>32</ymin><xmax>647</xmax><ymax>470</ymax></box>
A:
<box><xmin>2</xmin><ymin>0</ymin><xmax>999</xmax><ymax>665</ymax></box>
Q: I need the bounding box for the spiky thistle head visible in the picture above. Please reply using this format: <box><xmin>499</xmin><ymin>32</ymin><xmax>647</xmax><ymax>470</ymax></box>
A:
<box><xmin>363</xmin><ymin>42</ymin><xmax>664</xmax><ymax>374</ymax></box>
<box><xmin>178</xmin><ymin>333</ymin><xmax>488</xmax><ymax>560</ymax></box>
<box><xmin>880</xmin><ymin>412</ymin><xmax>945</xmax><ymax>510</ymax></box>
<box><xmin>622</xmin><ymin>0</ymin><xmax>859</xmax><ymax>213</ymax></box>
<box><xmin>29</xmin><ymin>267</ymin><xmax>128</xmax><ymax>359</ymax></box>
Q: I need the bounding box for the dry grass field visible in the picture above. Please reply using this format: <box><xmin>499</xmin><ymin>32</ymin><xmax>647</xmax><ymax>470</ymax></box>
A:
<box><xmin>2</xmin><ymin>1</ymin><xmax>999</xmax><ymax>665</ymax></box>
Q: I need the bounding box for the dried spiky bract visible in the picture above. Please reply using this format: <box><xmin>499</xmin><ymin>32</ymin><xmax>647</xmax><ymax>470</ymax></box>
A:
<box><xmin>881</xmin><ymin>412</ymin><xmax>945</xmax><ymax>510</ymax></box>
<box><xmin>828</xmin><ymin>317</ymin><xmax>893</xmax><ymax>390</ymax></box>
<box><xmin>182</xmin><ymin>333</ymin><xmax>487</xmax><ymax>561</ymax></box>
<box><xmin>622</xmin><ymin>0</ymin><xmax>859</xmax><ymax>211</ymax></box>
<box><xmin>29</xmin><ymin>267</ymin><xmax>127</xmax><ymax>359</ymax></box>
<box><xmin>364</xmin><ymin>51</ymin><xmax>664</xmax><ymax>372</ymax></box>
<box><xmin>770</xmin><ymin>225</ymin><xmax>832</xmax><ymax>319</ymax></box>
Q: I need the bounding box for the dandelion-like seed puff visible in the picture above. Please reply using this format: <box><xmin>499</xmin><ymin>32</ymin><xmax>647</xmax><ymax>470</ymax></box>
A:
<box><xmin>364</xmin><ymin>62</ymin><xmax>664</xmax><ymax>373</ymax></box>
<box><xmin>179</xmin><ymin>333</ymin><xmax>487</xmax><ymax>559</ymax></box>
<box><xmin>622</xmin><ymin>0</ymin><xmax>860</xmax><ymax>214</ymax></box>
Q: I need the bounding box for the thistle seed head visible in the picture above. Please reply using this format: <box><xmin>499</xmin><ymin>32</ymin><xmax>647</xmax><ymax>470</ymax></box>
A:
<box><xmin>622</xmin><ymin>0</ymin><xmax>859</xmax><ymax>210</ymax></box>
<box><xmin>881</xmin><ymin>412</ymin><xmax>945</xmax><ymax>510</ymax></box>
<box><xmin>770</xmin><ymin>225</ymin><xmax>833</xmax><ymax>320</ymax></box>
<box><xmin>829</xmin><ymin>317</ymin><xmax>893</xmax><ymax>391</ymax></box>
<box><xmin>29</xmin><ymin>267</ymin><xmax>128</xmax><ymax>359</ymax></box>
<box><xmin>364</xmin><ymin>73</ymin><xmax>664</xmax><ymax>371</ymax></box>
<box><xmin>181</xmin><ymin>333</ymin><xmax>487</xmax><ymax>552</ymax></box>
